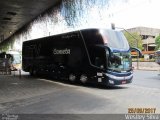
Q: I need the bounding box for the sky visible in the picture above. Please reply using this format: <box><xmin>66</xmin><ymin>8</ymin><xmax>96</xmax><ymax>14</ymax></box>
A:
<box><xmin>107</xmin><ymin>0</ymin><xmax>160</xmax><ymax>29</ymax></box>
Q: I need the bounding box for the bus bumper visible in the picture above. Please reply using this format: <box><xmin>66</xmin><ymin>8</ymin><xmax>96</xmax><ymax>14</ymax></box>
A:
<box><xmin>104</xmin><ymin>71</ymin><xmax>133</xmax><ymax>86</ymax></box>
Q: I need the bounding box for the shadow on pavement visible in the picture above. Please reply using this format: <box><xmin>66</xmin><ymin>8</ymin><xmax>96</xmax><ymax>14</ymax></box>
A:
<box><xmin>14</xmin><ymin>73</ymin><xmax>129</xmax><ymax>90</ymax></box>
<box><xmin>10</xmin><ymin>70</ymin><xmax>129</xmax><ymax>90</ymax></box>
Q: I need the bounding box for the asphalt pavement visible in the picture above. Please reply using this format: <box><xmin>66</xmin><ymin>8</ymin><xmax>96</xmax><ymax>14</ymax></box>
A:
<box><xmin>0</xmin><ymin>70</ymin><xmax>160</xmax><ymax>117</ymax></box>
<box><xmin>133</xmin><ymin>70</ymin><xmax>160</xmax><ymax>89</ymax></box>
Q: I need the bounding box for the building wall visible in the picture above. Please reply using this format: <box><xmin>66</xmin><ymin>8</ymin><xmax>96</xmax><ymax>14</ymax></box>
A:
<box><xmin>126</xmin><ymin>27</ymin><xmax>160</xmax><ymax>52</ymax></box>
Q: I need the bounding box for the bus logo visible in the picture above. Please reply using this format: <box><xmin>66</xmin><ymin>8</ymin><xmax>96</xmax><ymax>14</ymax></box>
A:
<box><xmin>53</xmin><ymin>48</ymin><xmax>70</xmax><ymax>55</ymax></box>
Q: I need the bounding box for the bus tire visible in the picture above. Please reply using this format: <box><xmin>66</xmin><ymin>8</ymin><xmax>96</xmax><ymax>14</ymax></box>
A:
<box><xmin>29</xmin><ymin>67</ymin><xmax>37</xmax><ymax>76</ymax></box>
<box><xmin>80</xmin><ymin>74</ymin><xmax>88</xmax><ymax>84</ymax></box>
<box><xmin>29</xmin><ymin>68</ymin><xmax>34</xmax><ymax>76</ymax></box>
<box><xmin>69</xmin><ymin>73</ymin><xmax>76</xmax><ymax>82</ymax></box>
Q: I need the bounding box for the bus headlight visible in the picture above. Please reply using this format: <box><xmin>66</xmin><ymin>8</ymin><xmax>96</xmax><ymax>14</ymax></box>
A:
<box><xmin>109</xmin><ymin>80</ymin><xmax>114</xmax><ymax>84</ymax></box>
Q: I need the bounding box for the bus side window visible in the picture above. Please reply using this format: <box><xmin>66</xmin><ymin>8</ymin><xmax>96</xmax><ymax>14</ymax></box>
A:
<box><xmin>95</xmin><ymin>57</ymin><xmax>104</xmax><ymax>68</ymax></box>
<box><xmin>24</xmin><ymin>46</ymin><xmax>34</xmax><ymax>57</ymax></box>
<box><xmin>93</xmin><ymin>48</ymin><xmax>106</xmax><ymax>69</ymax></box>
<box><xmin>6</xmin><ymin>54</ymin><xmax>12</xmax><ymax>65</ymax></box>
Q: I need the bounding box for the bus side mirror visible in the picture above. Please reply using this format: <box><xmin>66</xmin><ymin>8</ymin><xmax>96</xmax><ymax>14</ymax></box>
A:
<box><xmin>105</xmin><ymin>46</ymin><xmax>112</xmax><ymax>59</ymax></box>
<box><xmin>130</xmin><ymin>47</ymin><xmax>142</xmax><ymax>58</ymax></box>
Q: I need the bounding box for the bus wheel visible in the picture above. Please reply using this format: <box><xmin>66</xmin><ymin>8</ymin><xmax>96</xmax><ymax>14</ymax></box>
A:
<box><xmin>69</xmin><ymin>74</ymin><xmax>76</xmax><ymax>82</ymax></box>
<box><xmin>29</xmin><ymin>68</ymin><xmax>34</xmax><ymax>76</ymax></box>
<box><xmin>80</xmin><ymin>74</ymin><xmax>88</xmax><ymax>84</ymax></box>
<box><xmin>29</xmin><ymin>68</ymin><xmax>37</xmax><ymax>76</ymax></box>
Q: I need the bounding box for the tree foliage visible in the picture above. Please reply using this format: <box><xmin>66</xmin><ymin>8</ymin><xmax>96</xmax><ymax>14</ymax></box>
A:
<box><xmin>155</xmin><ymin>35</ymin><xmax>160</xmax><ymax>50</ymax></box>
<box><xmin>124</xmin><ymin>32</ymin><xmax>143</xmax><ymax>50</ymax></box>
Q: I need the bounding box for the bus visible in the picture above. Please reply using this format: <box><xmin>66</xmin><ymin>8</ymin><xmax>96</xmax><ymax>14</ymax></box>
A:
<box><xmin>6</xmin><ymin>50</ymin><xmax>22</xmax><ymax>71</ymax></box>
<box><xmin>155</xmin><ymin>50</ymin><xmax>160</xmax><ymax>65</ymax></box>
<box><xmin>0</xmin><ymin>50</ymin><xmax>21</xmax><ymax>71</ymax></box>
<box><xmin>22</xmin><ymin>28</ymin><xmax>141</xmax><ymax>86</ymax></box>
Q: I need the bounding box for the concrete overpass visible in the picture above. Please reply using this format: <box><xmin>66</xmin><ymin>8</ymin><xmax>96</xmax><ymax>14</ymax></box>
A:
<box><xmin>0</xmin><ymin>0</ymin><xmax>61</xmax><ymax>43</ymax></box>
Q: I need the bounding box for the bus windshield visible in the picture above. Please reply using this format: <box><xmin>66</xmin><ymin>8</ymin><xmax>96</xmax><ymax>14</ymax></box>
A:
<box><xmin>12</xmin><ymin>54</ymin><xmax>21</xmax><ymax>64</ymax></box>
<box><xmin>100</xmin><ymin>29</ymin><xmax>130</xmax><ymax>51</ymax></box>
<box><xmin>108</xmin><ymin>52</ymin><xmax>132</xmax><ymax>72</ymax></box>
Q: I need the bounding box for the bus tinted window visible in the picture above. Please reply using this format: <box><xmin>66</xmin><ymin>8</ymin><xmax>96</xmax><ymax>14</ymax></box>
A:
<box><xmin>100</xmin><ymin>30</ymin><xmax>130</xmax><ymax>51</ymax></box>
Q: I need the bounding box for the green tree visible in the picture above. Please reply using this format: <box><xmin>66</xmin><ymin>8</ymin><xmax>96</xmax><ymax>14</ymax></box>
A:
<box><xmin>155</xmin><ymin>35</ymin><xmax>160</xmax><ymax>50</ymax></box>
<box><xmin>124</xmin><ymin>32</ymin><xmax>143</xmax><ymax>50</ymax></box>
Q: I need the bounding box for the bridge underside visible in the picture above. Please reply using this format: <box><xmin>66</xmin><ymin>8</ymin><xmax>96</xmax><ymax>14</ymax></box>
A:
<box><xmin>0</xmin><ymin>0</ymin><xmax>61</xmax><ymax>42</ymax></box>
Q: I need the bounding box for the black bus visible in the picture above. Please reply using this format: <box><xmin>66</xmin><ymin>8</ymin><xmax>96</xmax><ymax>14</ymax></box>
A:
<box><xmin>22</xmin><ymin>28</ymin><xmax>141</xmax><ymax>86</ymax></box>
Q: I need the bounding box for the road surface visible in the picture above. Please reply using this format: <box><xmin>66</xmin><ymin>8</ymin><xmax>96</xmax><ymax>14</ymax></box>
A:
<box><xmin>0</xmin><ymin>70</ymin><xmax>160</xmax><ymax>119</ymax></box>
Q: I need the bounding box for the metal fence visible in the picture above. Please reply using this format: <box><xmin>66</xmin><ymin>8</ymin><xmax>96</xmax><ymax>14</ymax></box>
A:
<box><xmin>0</xmin><ymin>58</ymin><xmax>11</xmax><ymax>75</ymax></box>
